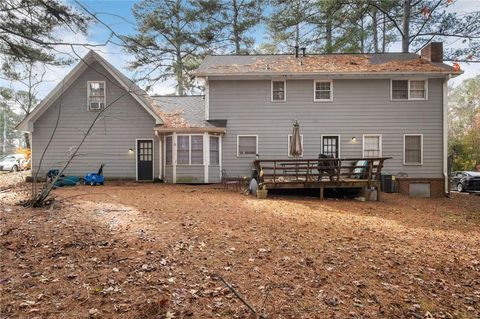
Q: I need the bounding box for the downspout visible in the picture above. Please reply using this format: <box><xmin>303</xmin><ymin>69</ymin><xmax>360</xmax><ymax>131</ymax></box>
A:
<box><xmin>443</xmin><ymin>77</ymin><xmax>449</xmax><ymax>197</ymax></box>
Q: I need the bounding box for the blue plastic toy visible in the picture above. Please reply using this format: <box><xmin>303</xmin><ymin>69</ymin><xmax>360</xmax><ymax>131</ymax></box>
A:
<box><xmin>83</xmin><ymin>164</ymin><xmax>105</xmax><ymax>186</ymax></box>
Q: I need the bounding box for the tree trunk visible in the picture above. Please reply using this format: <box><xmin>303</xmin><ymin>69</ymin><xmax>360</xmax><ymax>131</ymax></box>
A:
<box><xmin>232</xmin><ymin>0</ymin><xmax>241</xmax><ymax>54</ymax></box>
<box><xmin>402</xmin><ymin>0</ymin><xmax>411</xmax><ymax>52</ymax></box>
<box><xmin>2</xmin><ymin>107</ymin><xmax>6</xmax><ymax>155</ymax></box>
<box><xmin>24</xmin><ymin>132</ymin><xmax>31</xmax><ymax>149</ymax></box>
<box><xmin>175</xmin><ymin>49</ymin><xmax>184</xmax><ymax>95</ymax></box>
<box><xmin>325</xmin><ymin>17</ymin><xmax>332</xmax><ymax>53</ymax></box>
<box><xmin>382</xmin><ymin>12</ymin><xmax>387</xmax><ymax>52</ymax></box>
<box><xmin>360</xmin><ymin>16</ymin><xmax>365</xmax><ymax>53</ymax></box>
<box><xmin>372</xmin><ymin>8</ymin><xmax>379</xmax><ymax>53</ymax></box>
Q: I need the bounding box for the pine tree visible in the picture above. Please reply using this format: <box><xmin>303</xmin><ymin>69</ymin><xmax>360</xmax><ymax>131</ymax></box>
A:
<box><xmin>124</xmin><ymin>0</ymin><xmax>221</xmax><ymax>95</ymax></box>
<box><xmin>0</xmin><ymin>0</ymin><xmax>89</xmax><ymax>64</ymax></box>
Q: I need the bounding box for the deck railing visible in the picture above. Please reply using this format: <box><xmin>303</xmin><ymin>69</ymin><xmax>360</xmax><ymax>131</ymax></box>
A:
<box><xmin>254</xmin><ymin>157</ymin><xmax>390</xmax><ymax>189</ymax></box>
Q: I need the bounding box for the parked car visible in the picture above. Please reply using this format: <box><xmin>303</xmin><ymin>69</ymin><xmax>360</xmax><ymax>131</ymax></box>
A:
<box><xmin>0</xmin><ymin>155</ymin><xmax>22</xmax><ymax>172</ymax></box>
<box><xmin>451</xmin><ymin>171</ymin><xmax>480</xmax><ymax>192</ymax></box>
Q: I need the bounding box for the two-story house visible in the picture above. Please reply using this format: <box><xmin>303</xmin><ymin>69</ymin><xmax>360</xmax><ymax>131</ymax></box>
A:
<box><xmin>18</xmin><ymin>43</ymin><xmax>460</xmax><ymax>197</ymax></box>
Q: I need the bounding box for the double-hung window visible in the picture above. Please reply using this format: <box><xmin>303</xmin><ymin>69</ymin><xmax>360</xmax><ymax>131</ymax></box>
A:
<box><xmin>363</xmin><ymin>134</ymin><xmax>382</xmax><ymax>157</ymax></box>
<box><xmin>87</xmin><ymin>81</ymin><xmax>106</xmax><ymax>110</ymax></box>
<box><xmin>404</xmin><ymin>134</ymin><xmax>423</xmax><ymax>165</ymax></box>
<box><xmin>165</xmin><ymin>136</ymin><xmax>172</xmax><ymax>165</ymax></box>
<box><xmin>237</xmin><ymin>135</ymin><xmax>257</xmax><ymax>156</ymax></box>
<box><xmin>314</xmin><ymin>80</ymin><xmax>333</xmax><ymax>101</ymax></box>
<box><xmin>209</xmin><ymin>136</ymin><xmax>220</xmax><ymax>165</ymax></box>
<box><xmin>391</xmin><ymin>79</ymin><xmax>427</xmax><ymax>100</ymax></box>
<box><xmin>176</xmin><ymin>135</ymin><xmax>204</xmax><ymax>165</ymax></box>
<box><xmin>271</xmin><ymin>80</ymin><xmax>286</xmax><ymax>102</ymax></box>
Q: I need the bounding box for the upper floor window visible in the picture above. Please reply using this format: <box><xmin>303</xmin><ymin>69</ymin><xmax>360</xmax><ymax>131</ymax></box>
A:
<box><xmin>404</xmin><ymin>134</ymin><xmax>423</xmax><ymax>165</ymax></box>
<box><xmin>391</xmin><ymin>79</ymin><xmax>427</xmax><ymax>100</ymax></box>
<box><xmin>271</xmin><ymin>80</ymin><xmax>286</xmax><ymax>102</ymax></box>
<box><xmin>87</xmin><ymin>81</ymin><xmax>106</xmax><ymax>110</ymax></box>
<box><xmin>363</xmin><ymin>134</ymin><xmax>382</xmax><ymax>157</ymax></box>
<box><xmin>314</xmin><ymin>80</ymin><xmax>333</xmax><ymax>102</ymax></box>
<box><xmin>237</xmin><ymin>135</ymin><xmax>258</xmax><ymax>156</ymax></box>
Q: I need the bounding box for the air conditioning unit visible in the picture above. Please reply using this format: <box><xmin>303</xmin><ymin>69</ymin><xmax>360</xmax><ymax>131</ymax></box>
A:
<box><xmin>89</xmin><ymin>101</ymin><xmax>104</xmax><ymax>110</ymax></box>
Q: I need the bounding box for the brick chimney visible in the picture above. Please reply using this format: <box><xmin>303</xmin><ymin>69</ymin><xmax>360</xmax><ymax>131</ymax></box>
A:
<box><xmin>421</xmin><ymin>42</ymin><xmax>443</xmax><ymax>62</ymax></box>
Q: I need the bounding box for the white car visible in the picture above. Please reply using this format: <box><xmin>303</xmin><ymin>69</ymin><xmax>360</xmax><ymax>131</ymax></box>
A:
<box><xmin>0</xmin><ymin>155</ymin><xmax>23</xmax><ymax>172</ymax></box>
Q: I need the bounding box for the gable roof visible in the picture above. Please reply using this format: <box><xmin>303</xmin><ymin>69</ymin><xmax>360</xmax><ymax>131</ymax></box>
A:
<box><xmin>195</xmin><ymin>53</ymin><xmax>461</xmax><ymax>77</ymax></box>
<box><xmin>17</xmin><ymin>50</ymin><xmax>163</xmax><ymax>132</ymax></box>
<box><xmin>151</xmin><ymin>95</ymin><xmax>226</xmax><ymax>132</ymax></box>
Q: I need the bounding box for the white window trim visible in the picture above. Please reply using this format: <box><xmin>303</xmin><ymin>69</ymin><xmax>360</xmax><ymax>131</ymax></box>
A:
<box><xmin>390</xmin><ymin>79</ymin><xmax>428</xmax><ymax>101</ymax></box>
<box><xmin>362</xmin><ymin>134</ymin><xmax>382</xmax><ymax>158</ymax></box>
<box><xmin>313</xmin><ymin>80</ymin><xmax>334</xmax><ymax>102</ymax></box>
<box><xmin>321</xmin><ymin>134</ymin><xmax>341</xmax><ymax>158</ymax></box>
<box><xmin>237</xmin><ymin>135</ymin><xmax>258</xmax><ymax>157</ymax></box>
<box><xmin>271</xmin><ymin>80</ymin><xmax>286</xmax><ymax>102</ymax></box>
<box><xmin>287</xmin><ymin>134</ymin><xmax>304</xmax><ymax>157</ymax></box>
<box><xmin>176</xmin><ymin>134</ymin><xmax>204</xmax><ymax>166</ymax></box>
<box><xmin>87</xmin><ymin>81</ymin><xmax>106</xmax><ymax>111</ymax></box>
<box><xmin>403</xmin><ymin>134</ymin><xmax>424</xmax><ymax>165</ymax></box>
<box><xmin>209</xmin><ymin>135</ymin><xmax>220</xmax><ymax>165</ymax></box>
<box><xmin>135</xmin><ymin>138</ymin><xmax>154</xmax><ymax>182</ymax></box>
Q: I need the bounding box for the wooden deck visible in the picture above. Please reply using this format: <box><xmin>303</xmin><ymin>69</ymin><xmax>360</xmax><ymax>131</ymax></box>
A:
<box><xmin>253</xmin><ymin>157</ymin><xmax>390</xmax><ymax>200</ymax></box>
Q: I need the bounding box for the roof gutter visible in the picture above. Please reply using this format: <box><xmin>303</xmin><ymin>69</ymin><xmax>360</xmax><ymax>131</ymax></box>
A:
<box><xmin>195</xmin><ymin>70</ymin><xmax>463</xmax><ymax>77</ymax></box>
<box><xmin>154</xmin><ymin>127</ymin><xmax>226</xmax><ymax>134</ymax></box>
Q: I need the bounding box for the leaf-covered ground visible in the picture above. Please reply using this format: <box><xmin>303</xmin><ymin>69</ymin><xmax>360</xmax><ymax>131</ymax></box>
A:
<box><xmin>1</xmin><ymin>181</ymin><xmax>479</xmax><ymax>318</ymax></box>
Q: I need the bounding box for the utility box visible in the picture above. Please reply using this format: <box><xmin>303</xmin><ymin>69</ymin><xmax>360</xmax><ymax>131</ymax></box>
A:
<box><xmin>381</xmin><ymin>174</ymin><xmax>397</xmax><ymax>193</ymax></box>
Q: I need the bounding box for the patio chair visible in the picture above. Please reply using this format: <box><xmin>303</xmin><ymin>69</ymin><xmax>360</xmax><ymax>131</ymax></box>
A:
<box><xmin>221</xmin><ymin>169</ymin><xmax>241</xmax><ymax>191</ymax></box>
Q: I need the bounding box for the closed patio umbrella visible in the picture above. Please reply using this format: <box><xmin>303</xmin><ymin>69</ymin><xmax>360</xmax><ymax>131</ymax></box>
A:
<box><xmin>290</xmin><ymin>120</ymin><xmax>303</xmax><ymax>157</ymax></box>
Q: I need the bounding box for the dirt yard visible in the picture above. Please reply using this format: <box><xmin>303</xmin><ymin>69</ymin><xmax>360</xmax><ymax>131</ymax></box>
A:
<box><xmin>1</xmin><ymin>180</ymin><xmax>479</xmax><ymax>319</ymax></box>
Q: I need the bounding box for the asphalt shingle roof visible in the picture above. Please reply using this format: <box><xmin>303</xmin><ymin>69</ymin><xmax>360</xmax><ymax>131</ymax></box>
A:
<box><xmin>195</xmin><ymin>53</ymin><xmax>458</xmax><ymax>76</ymax></box>
<box><xmin>151</xmin><ymin>95</ymin><xmax>222</xmax><ymax>129</ymax></box>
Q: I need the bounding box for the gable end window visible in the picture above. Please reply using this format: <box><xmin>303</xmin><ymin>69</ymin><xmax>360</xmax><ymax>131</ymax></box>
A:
<box><xmin>391</xmin><ymin>79</ymin><xmax>427</xmax><ymax>100</ymax></box>
<box><xmin>314</xmin><ymin>80</ymin><xmax>333</xmax><ymax>101</ymax></box>
<box><xmin>87</xmin><ymin>81</ymin><xmax>106</xmax><ymax>110</ymax></box>
<box><xmin>404</xmin><ymin>134</ymin><xmax>423</xmax><ymax>165</ymax></box>
<box><xmin>271</xmin><ymin>80</ymin><xmax>286</xmax><ymax>102</ymax></box>
<box><xmin>237</xmin><ymin>135</ymin><xmax>258</xmax><ymax>156</ymax></box>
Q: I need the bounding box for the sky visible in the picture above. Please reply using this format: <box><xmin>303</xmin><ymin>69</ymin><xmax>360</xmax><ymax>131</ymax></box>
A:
<box><xmin>4</xmin><ymin>0</ymin><xmax>480</xmax><ymax>99</ymax></box>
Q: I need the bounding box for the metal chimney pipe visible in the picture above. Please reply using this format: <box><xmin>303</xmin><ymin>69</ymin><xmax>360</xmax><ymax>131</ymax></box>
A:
<box><xmin>294</xmin><ymin>45</ymin><xmax>299</xmax><ymax>58</ymax></box>
<box><xmin>301</xmin><ymin>47</ymin><xmax>306</xmax><ymax>57</ymax></box>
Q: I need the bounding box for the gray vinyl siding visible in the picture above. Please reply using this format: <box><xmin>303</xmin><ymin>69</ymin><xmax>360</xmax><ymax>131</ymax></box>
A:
<box><xmin>32</xmin><ymin>62</ymin><xmax>158</xmax><ymax>179</ymax></box>
<box><xmin>209</xmin><ymin>78</ymin><xmax>444</xmax><ymax>178</ymax></box>
<box><xmin>209</xmin><ymin>165</ymin><xmax>221</xmax><ymax>183</ymax></box>
<box><xmin>176</xmin><ymin>166</ymin><xmax>204</xmax><ymax>183</ymax></box>
<box><xmin>164</xmin><ymin>165</ymin><xmax>173</xmax><ymax>182</ymax></box>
